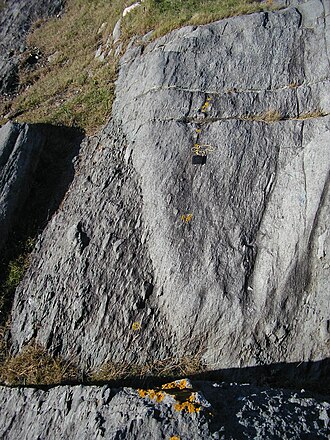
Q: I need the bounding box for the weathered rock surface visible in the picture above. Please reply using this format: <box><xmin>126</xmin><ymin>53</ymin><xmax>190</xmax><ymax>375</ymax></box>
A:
<box><xmin>9</xmin><ymin>0</ymin><xmax>330</xmax><ymax>385</ymax></box>
<box><xmin>9</xmin><ymin>121</ymin><xmax>167</xmax><ymax>365</ymax></box>
<box><xmin>0</xmin><ymin>0</ymin><xmax>64</xmax><ymax>95</ymax></box>
<box><xmin>0</xmin><ymin>380</ymin><xmax>329</xmax><ymax>439</ymax></box>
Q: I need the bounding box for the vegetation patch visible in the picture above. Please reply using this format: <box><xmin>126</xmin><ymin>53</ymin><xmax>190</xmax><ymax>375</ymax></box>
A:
<box><xmin>0</xmin><ymin>237</ymin><xmax>35</xmax><ymax>330</ymax></box>
<box><xmin>1</xmin><ymin>0</ymin><xmax>276</xmax><ymax>133</ymax></box>
<box><xmin>297</xmin><ymin>109</ymin><xmax>327</xmax><ymax>120</ymax></box>
<box><xmin>0</xmin><ymin>344</ymin><xmax>78</xmax><ymax>386</ymax></box>
<box><xmin>0</xmin><ymin>348</ymin><xmax>205</xmax><ymax>386</ymax></box>
<box><xmin>90</xmin><ymin>353</ymin><xmax>205</xmax><ymax>382</ymax></box>
<box><xmin>242</xmin><ymin>109</ymin><xmax>282</xmax><ymax>123</ymax></box>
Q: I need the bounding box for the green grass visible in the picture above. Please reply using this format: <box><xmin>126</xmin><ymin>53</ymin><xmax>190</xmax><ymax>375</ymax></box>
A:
<box><xmin>1</xmin><ymin>0</ymin><xmax>275</xmax><ymax>133</ymax></box>
<box><xmin>0</xmin><ymin>238</ymin><xmax>35</xmax><ymax>364</ymax></box>
<box><xmin>124</xmin><ymin>0</ymin><xmax>272</xmax><ymax>38</ymax></box>
<box><xmin>0</xmin><ymin>238</ymin><xmax>35</xmax><ymax>328</ymax></box>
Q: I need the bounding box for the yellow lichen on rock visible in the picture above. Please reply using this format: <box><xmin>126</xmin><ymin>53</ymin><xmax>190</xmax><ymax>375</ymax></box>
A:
<box><xmin>132</xmin><ymin>321</ymin><xmax>141</xmax><ymax>331</ymax></box>
<box><xmin>174</xmin><ymin>392</ymin><xmax>201</xmax><ymax>413</ymax></box>
<box><xmin>162</xmin><ymin>379</ymin><xmax>189</xmax><ymax>390</ymax></box>
<box><xmin>181</xmin><ymin>214</ymin><xmax>193</xmax><ymax>224</ymax></box>
<box><xmin>137</xmin><ymin>379</ymin><xmax>202</xmax><ymax>413</ymax></box>
<box><xmin>137</xmin><ymin>388</ymin><xmax>165</xmax><ymax>403</ymax></box>
<box><xmin>138</xmin><ymin>379</ymin><xmax>202</xmax><ymax>413</ymax></box>
<box><xmin>137</xmin><ymin>389</ymin><xmax>147</xmax><ymax>398</ymax></box>
<box><xmin>201</xmin><ymin>97</ymin><xmax>212</xmax><ymax>112</ymax></box>
<box><xmin>174</xmin><ymin>400</ymin><xmax>201</xmax><ymax>413</ymax></box>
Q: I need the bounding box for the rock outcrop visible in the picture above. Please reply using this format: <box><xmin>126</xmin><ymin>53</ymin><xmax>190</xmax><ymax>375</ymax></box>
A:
<box><xmin>0</xmin><ymin>0</ymin><xmax>329</xmax><ymax>438</ymax></box>
<box><xmin>8</xmin><ymin>0</ymin><xmax>330</xmax><ymax>385</ymax></box>
<box><xmin>0</xmin><ymin>0</ymin><xmax>64</xmax><ymax>95</ymax></box>
<box><xmin>0</xmin><ymin>380</ymin><xmax>329</xmax><ymax>439</ymax></box>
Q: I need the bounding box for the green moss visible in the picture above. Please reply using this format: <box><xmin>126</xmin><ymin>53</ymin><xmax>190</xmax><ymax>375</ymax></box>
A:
<box><xmin>0</xmin><ymin>237</ymin><xmax>35</xmax><ymax>327</ymax></box>
<box><xmin>5</xmin><ymin>257</ymin><xmax>28</xmax><ymax>291</ymax></box>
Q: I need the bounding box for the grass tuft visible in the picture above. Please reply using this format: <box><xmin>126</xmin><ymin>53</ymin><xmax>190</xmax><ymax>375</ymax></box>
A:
<box><xmin>242</xmin><ymin>109</ymin><xmax>282</xmax><ymax>123</ymax></box>
<box><xmin>297</xmin><ymin>109</ymin><xmax>326</xmax><ymax>120</ymax></box>
<box><xmin>0</xmin><ymin>346</ymin><xmax>205</xmax><ymax>386</ymax></box>
<box><xmin>0</xmin><ymin>344</ymin><xmax>78</xmax><ymax>386</ymax></box>
<box><xmin>90</xmin><ymin>354</ymin><xmax>205</xmax><ymax>382</ymax></box>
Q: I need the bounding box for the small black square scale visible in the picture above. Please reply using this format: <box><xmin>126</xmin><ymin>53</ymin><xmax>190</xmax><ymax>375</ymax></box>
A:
<box><xmin>192</xmin><ymin>155</ymin><xmax>207</xmax><ymax>165</ymax></box>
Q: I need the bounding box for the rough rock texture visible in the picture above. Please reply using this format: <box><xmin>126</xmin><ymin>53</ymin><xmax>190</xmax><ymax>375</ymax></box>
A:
<box><xmin>0</xmin><ymin>381</ymin><xmax>329</xmax><ymax>439</ymax></box>
<box><xmin>0</xmin><ymin>122</ymin><xmax>44</xmax><ymax>251</ymax></box>
<box><xmin>9</xmin><ymin>0</ymin><xmax>330</xmax><ymax>382</ymax></box>
<box><xmin>0</xmin><ymin>0</ymin><xmax>64</xmax><ymax>95</ymax></box>
<box><xmin>9</xmin><ymin>121</ymin><xmax>171</xmax><ymax>365</ymax></box>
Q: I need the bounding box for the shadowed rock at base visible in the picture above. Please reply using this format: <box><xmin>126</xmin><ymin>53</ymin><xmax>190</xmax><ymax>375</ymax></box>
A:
<box><xmin>0</xmin><ymin>379</ymin><xmax>329</xmax><ymax>439</ymax></box>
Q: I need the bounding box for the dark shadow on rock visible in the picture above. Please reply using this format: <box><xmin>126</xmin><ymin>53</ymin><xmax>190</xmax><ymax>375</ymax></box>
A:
<box><xmin>99</xmin><ymin>358</ymin><xmax>329</xmax><ymax>397</ymax></box>
<box><xmin>8</xmin><ymin>357</ymin><xmax>329</xmax><ymax>398</ymax></box>
<box><xmin>190</xmin><ymin>357</ymin><xmax>330</xmax><ymax>395</ymax></box>
<box><xmin>2</xmin><ymin>360</ymin><xmax>329</xmax><ymax>440</ymax></box>
<box><xmin>18</xmin><ymin>124</ymin><xmax>84</xmax><ymax>234</ymax></box>
<box><xmin>4</xmin><ymin>359</ymin><xmax>328</xmax><ymax>438</ymax></box>
<box><xmin>0</xmin><ymin>123</ymin><xmax>84</xmax><ymax>326</ymax></box>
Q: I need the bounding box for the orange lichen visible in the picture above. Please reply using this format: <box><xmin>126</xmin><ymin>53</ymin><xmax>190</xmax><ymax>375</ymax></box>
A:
<box><xmin>173</xmin><ymin>391</ymin><xmax>202</xmax><ymax>413</ymax></box>
<box><xmin>138</xmin><ymin>379</ymin><xmax>202</xmax><ymax>413</ymax></box>
<box><xmin>162</xmin><ymin>379</ymin><xmax>189</xmax><ymax>390</ymax></box>
<box><xmin>138</xmin><ymin>389</ymin><xmax>147</xmax><ymax>398</ymax></box>
<box><xmin>155</xmin><ymin>391</ymin><xmax>165</xmax><ymax>403</ymax></box>
<box><xmin>174</xmin><ymin>400</ymin><xmax>201</xmax><ymax>413</ymax></box>
<box><xmin>137</xmin><ymin>388</ymin><xmax>165</xmax><ymax>403</ymax></box>
<box><xmin>170</xmin><ymin>437</ymin><xmax>180</xmax><ymax>440</ymax></box>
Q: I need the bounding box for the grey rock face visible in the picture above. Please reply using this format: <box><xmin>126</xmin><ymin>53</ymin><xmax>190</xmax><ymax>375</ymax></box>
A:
<box><xmin>0</xmin><ymin>0</ymin><xmax>64</xmax><ymax>95</ymax></box>
<box><xmin>9</xmin><ymin>0</ymin><xmax>330</xmax><ymax>383</ymax></box>
<box><xmin>0</xmin><ymin>381</ymin><xmax>328</xmax><ymax>439</ymax></box>
<box><xmin>10</xmin><ymin>122</ymin><xmax>168</xmax><ymax>366</ymax></box>
<box><xmin>0</xmin><ymin>122</ymin><xmax>44</xmax><ymax>251</ymax></box>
